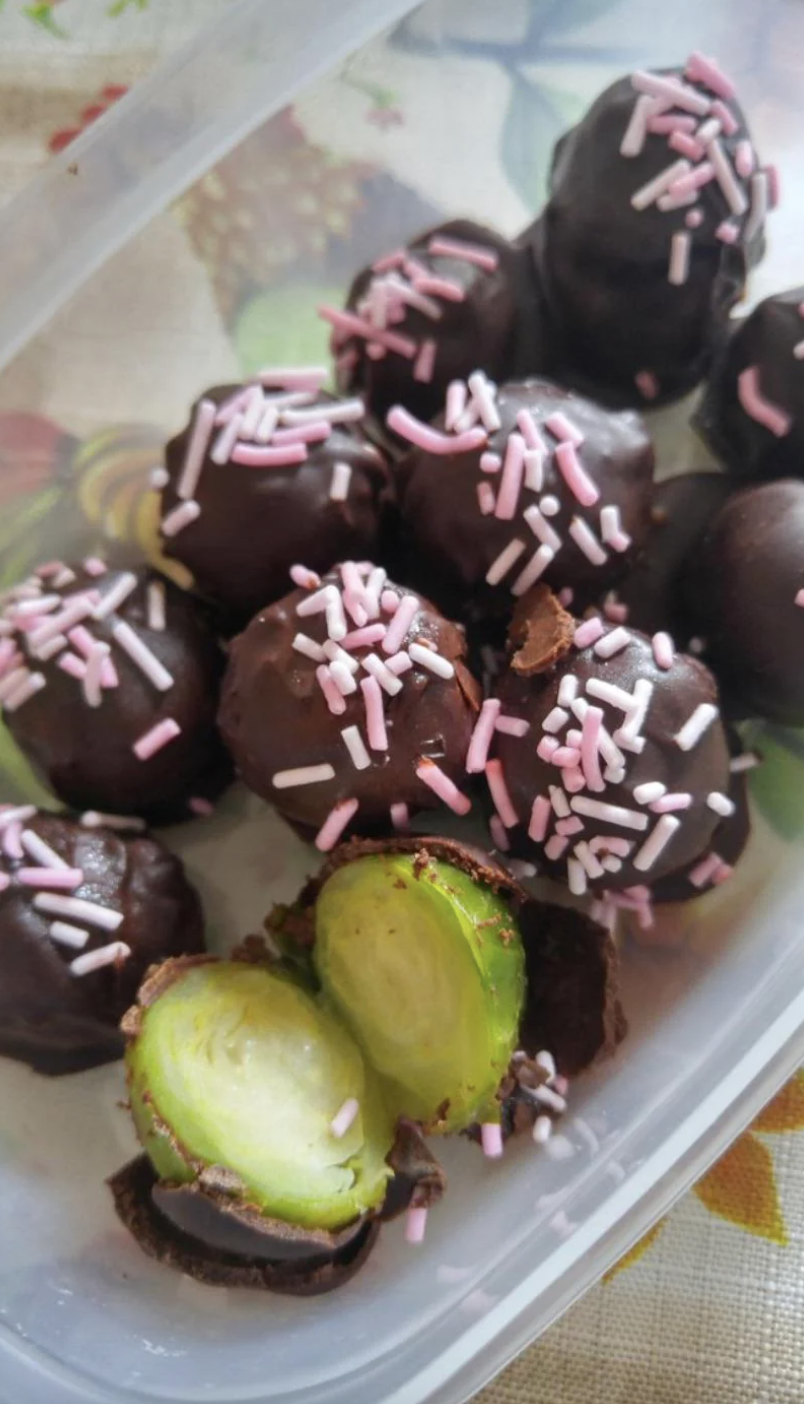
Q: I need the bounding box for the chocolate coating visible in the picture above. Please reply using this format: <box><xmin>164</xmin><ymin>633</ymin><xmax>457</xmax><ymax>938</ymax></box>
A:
<box><xmin>395</xmin><ymin>377</ymin><xmax>654</xmax><ymax>627</ymax></box>
<box><xmin>696</xmin><ymin>288</ymin><xmax>804</xmax><ymax>482</ymax></box>
<box><xmin>110</xmin><ymin>1155</ymin><xmax>380</xmax><ymax>1297</ymax></box>
<box><xmin>332</xmin><ymin>219</ymin><xmax>550</xmax><ymax>440</ymax></box>
<box><xmin>0</xmin><ymin>810</ymin><xmax>203</xmax><ymax>1074</ymax></box>
<box><xmin>218</xmin><ymin>568</ymin><xmax>480</xmax><ymax>837</ymax></box>
<box><xmin>2</xmin><ymin>562</ymin><xmax>230</xmax><ymax>822</ymax></box>
<box><xmin>526</xmin><ymin>65</ymin><xmax>767</xmax><ymax>405</ymax></box>
<box><xmin>494</xmin><ymin>623</ymin><xmax>731</xmax><ymax>891</ymax></box>
<box><xmin>684</xmin><ymin>480</ymin><xmax>804</xmax><ymax>723</ymax></box>
<box><xmin>162</xmin><ymin>385</ymin><xmax>392</xmax><ymax>627</ymax></box>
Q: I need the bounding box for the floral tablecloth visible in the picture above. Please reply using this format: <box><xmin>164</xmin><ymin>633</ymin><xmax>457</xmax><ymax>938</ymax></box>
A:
<box><xmin>0</xmin><ymin>2</ymin><xmax>804</xmax><ymax>1401</ymax></box>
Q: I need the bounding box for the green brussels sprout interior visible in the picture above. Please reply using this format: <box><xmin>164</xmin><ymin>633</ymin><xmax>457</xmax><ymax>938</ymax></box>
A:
<box><xmin>314</xmin><ymin>855</ymin><xmax>526</xmax><ymax>1131</ymax></box>
<box><xmin>126</xmin><ymin>962</ymin><xmax>394</xmax><ymax>1231</ymax></box>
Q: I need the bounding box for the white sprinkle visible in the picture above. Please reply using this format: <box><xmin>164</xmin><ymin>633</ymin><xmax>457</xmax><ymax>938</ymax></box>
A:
<box><xmin>540</xmin><ymin>495</ymin><xmax>560</xmax><ymax>516</ymax></box>
<box><xmin>569</xmin><ymin>517</ymin><xmax>607</xmax><ymax>566</ymax></box>
<box><xmin>511</xmin><ymin>545</ymin><xmax>555</xmax><ymax>597</ymax></box>
<box><xmin>633</xmin><ymin>814</ymin><xmax>681</xmax><ymax>872</ymax></box>
<box><xmin>524</xmin><ymin>449</ymin><xmax>544</xmax><ymax>492</ymax></box>
<box><xmin>149</xmin><ymin>466</ymin><xmax>169</xmax><ymax>490</ymax></box>
<box><xmin>668</xmin><ymin>229</ymin><xmax>692</xmax><ymax>286</ymax></box>
<box><xmin>33</xmin><ymin>893</ymin><xmax>124</xmax><ymax>931</ymax></box>
<box><xmin>408</xmin><ymin>643</ymin><xmax>455</xmax><ymax>680</ymax></box>
<box><xmin>631</xmin><ymin>157</ymin><xmax>692</xmax><ymax>210</ymax></box>
<box><xmin>30</xmin><ymin>633</ymin><xmax>68</xmax><ymax>662</ymax></box>
<box><xmin>549</xmin><ymin>786</ymin><xmax>571</xmax><ymax>819</ymax></box>
<box><xmin>585</xmin><ymin>678</ymin><xmax>639</xmax><ymax>713</ymax></box>
<box><xmin>362</xmin><ymin>652</ymin><xmax>403</xmax><ymax>696</ymax></box>
<box><xmin>570</xmin><ymin>797</ymin><xmax>649</xmax><ymax>831</ymax></box>
<box><xmin>486</xmin><ymin>539</ymin><xmax>526</xmax><ymax>586</ymax></box>
<box><xmin>147</xmin><ymin>581</ymin><xmax>166</xmax><ymax>632</ymax></box>
<box><xmin>730</xmin><ymin>752</ymin><xmax>759</xmax><ymax>774</ymax></box>
<box><xmin>4</xmin><ymin>671</ymin><xmax>45</xmax><ymax>711</ymax></box>
<box><xmin>614</xmin><ymin>678</ymin><xmax>654</xmax><ymax>749</ymax></box>
<box><xmin>599</xmin><ymin>504</ymin><xmax>631</xmax><ymax>551</ymax></box>
<box><xmin>0</xmin><ymin>805</ymin><xmax>37</xmax><ymax>830</ymax></box>
<box><xmin>558</xmin><ymin>675</ymin><xmax>579</xmax><ymax>708</ymax></box>
<box><xmin>744</xmin><ymin>169</ymin><xmax>768</xmax><ymax>244</ymax></box>
<box><xmin>70</xmin><ymin>941</ymin><xmax>131</xmax><ymax>977</ymax></box>
<box><xmin>467</xmin><ymin>370</ymin><xmax>501</xmax><ymax>432</ymax></box>
<box><xmin>48</xmin><ymin>921</ymin><xmax>90</xmax><ymax>950</ymax></box>
<box><xmin>329</xmin><ymin>660</ymin><xmax>359</xmax><ymax>696</ymax></box>
<box><xmin>272</xmin><ymin>764</ymin><xmax>335</xmax><ymax>789</ymax></box>
<box><xmin>523</xmin><ymin>504</ymin><xmax>561</xmax><ymax>553</ymax></box>
<box><xmin>542</xmin><ymin>707</ymin><xmax>569</xmax><ymax>735</ymax></box>
<box><xmin>92</xmin><ymin>572</ymin><xmax>138</xmax><ymax>621</ymax></box>
<box><xmin>326</xmin><ymin>591</ymin><xmax>347</xmax><ymax>642</ymax></box>
<box><xmin>330</xmin><ymin>1097</ymin><xmax>359</xmax><ymax>1138</ymax></box>
<box><xmin>567</xmin><ymin>859</ymin><xmax>587</xmax><ymax>896</ymax></box>
<box><xmin>177</xmin><ymin>398</ymin><xmax>216</xmax><ymax>499</ymax></box>
<box><xmin>594</xmin><ymin>627</ymin><xmax>631</xmax><ymax>659</ymax></box>
<box><xmin>82</xmin><ymin>642</ymin><xmax>108</xmax><ymax>709</ymax></box>
<box><xmin>161</xmin><ymin>500</ymin><xmax>200</xmax><ymax>537</ymax></box>
<box><xmin>675</xmin><ymin>702</ymin><xmax>718</xmax><ymax>751</ymax></box>
<box><xmin>634</xmin><ymin>781</ymin><xmax>667</xmax><ymax>805</ymax></box>
<box><xmin>292</xmin><ymin>632</ymin><xmax>326</xmax><ymax>663</ymax></box>
<box><xmin>80</xmin><ymin>811</ymin><xmax>146</xmax><ymax>832</ymax></box>
<box><xmin>707</xmin><ymin>791</ymin><xmax>736</xmax><ymax>817</ymax></box>
<box><xmin>329</xmin><ymin>462</ymin><xmax>352</xmax><ymax>502</ymax></box>
<box><xmin>210</xmin><ymin>411</ymin><xmax>244</xmax><ymax>465</ymax></box>
<box><xmin>532</xmin><ymin>1115</ymin><xmax>553</xmax><ymax>1145</ymax></box>
<box><xmin>530</xmin><ymin>1084</ymin><xmax>568</xmax><ymax>1114</ymax></box>
<box><xmin>285</xmin><ymin>399</ymin><xmax>364</xmax><ymax>427</ymax></box>
<box><xmin>111</xmin><ymin>621</ymin><xmax>173</xmax><ymax>692</ymax></box>
<box><xmin>341</xmin><ymin>726</ymin><xmax>371</xmax><ymax>771</ymax></box>
<box><xmin>535</xmin><ymin>1050</ymin><xmax>556</xmax><ymax>1078</ymax></box>
<box><xmin>708</xmin><ymin>137</ymin><xmax>748</xmax><ymax>216</ymax></box>
<box><xmin>21</xmin><ymin>829</ymin><xmax>70</xmax><ymax>870</ymax></box>
<box><xmin>322</xmin><ymin>640</ymin><xmax>359</xmax><ymax>674</ymax></box>
<box><xmin>620</xmin><ymin>93</ymin><xmax>655</xmax><ymax>157</ymax></box>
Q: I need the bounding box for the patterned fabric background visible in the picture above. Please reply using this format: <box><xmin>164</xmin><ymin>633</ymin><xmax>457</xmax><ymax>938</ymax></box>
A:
<box><xmin>0</xmin><ymin>1</ymin><xmax>803</xmax><ymax>1401</ymax></box>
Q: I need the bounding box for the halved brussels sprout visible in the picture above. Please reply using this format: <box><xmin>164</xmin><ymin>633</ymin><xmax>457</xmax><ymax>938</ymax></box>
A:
<box><xmin>313</xmin><ymin>852</ymin><xmax>526</xmax><ymax>1132</ymax></box>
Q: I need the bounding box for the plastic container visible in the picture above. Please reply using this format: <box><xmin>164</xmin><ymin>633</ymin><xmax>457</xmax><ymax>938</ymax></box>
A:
<box><xmin>1</xmin><ymin>0</ymin><xmax>804</xmax><ymax>1400</ymax></box>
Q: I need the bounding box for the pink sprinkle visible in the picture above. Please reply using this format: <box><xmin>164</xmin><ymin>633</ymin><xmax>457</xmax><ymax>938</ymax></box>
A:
<box><xmin>381</xmin><ymin>589</ymin><xmax>400</xmax><ymax>615</ymax></box>
<box><xmin>580</xmin><ymin>706</ymin><xmax>605</xmax><ymax>793</ymax></box>
<box><xmin>635</xmin><ymin>369</ymin><xmax>660</xmax><ymax>400</ymax></box>
<box><xmin>271</xmin><ymin>421</ymin><xmax>332</xmax><ymax>448</ymax></box>
<box><xmin>554</xmin><ymin>441</ymin><xmax>599</xmax><ymax>507</ymax></box>
<box><xmin>652</xmin><ymin>632</ymin><xmax>675</xmax><ymax>669</ymax></box>
<box><xmin>529</xmin><ymin>796</ymin><xmax>551</xmax><ymax>843</ymax></box>
<box><xmin>688</xmin><ymin>851</ymin><xmax>721</xmax><ymax>888</ymax></box>
<box><xmin>709</xmin><ymin>138</ymin><xmax>748</xmax><ymax>215</ymax></box>
<box><xmin>738</xmin><ymin>366</ymin><xmax>792</xmax><ymax>437</ymax></box>
<box><xmin>648</xmin><ymin>113</ymin><xmax>696</xmax><ymax>136</ymax></box>
<box><xmin>716</xmin><ymin>219</ymin><xmax>739</xmax><ymax>245</ymax></box>
<box><xmin>58</xmin><ymin>652</ymin><xmax>86</xmax><ymax>680</ymax></box>
<box><xmin>177</xmin><ymin>398</ymin><xmax>215</xmax><ymax>499</ymax></box>
<box><xmin>684</xmin><ymin>50</ymin><xmax>736</xmax><ymax>102</ymax></box>
<box><xmin>604</xmin><ymin>600</ymin><xmax>629</xmax><ymax>624</ymax></box>
<box><xmin>341</xmin><ymin>623</ymin><xmax>386</xmax><ymax>651</ymax></box>
<box><xmin>734</xmin><ymin>139</ymin><xmax>755</xmax><ymax>179</ymax></box>
<box><xmin>574</xmin><ymin>617</ymin><xmax>605</xmax><ymax>650</ymax></box>
<box><xmin>485</xmin><ymin>758</ymin><xmax>519</xmax><ymax>828</ymax></box>
<box><xmin>390</xmin><ymin>802</ymin><xmax>410</xmax><ymax>833</ymax></box>
<box><xmin>558</xmin><ymin>587</ymin><xmax>574</xmax><ymax>608</ymax></box>
<box><xmin>712</xmin><ymin>861</ymin><xmax>734</xmax><ymax>886</ymax></box>
<box><xmin>537</xmin><ymin>736</ymin><xmax>559</xmax><ymax>762</ymax></box>
<box><xmin>385</xmin><ymin>651</ymin><xmax>413</xmax><ymax>677</ymax></box>
<box><xmin>371</xmin><ymin>248</ymin><xmax>407</xmax><ymax>274</ymax></box>
<box><xmin>569</xmin><ymin>517</ymin><xmax>607</xmax><ymax>566</ymax></box>
<box><xmin>515</xmin><ymin>408</ymin><xmax>546</xmax><ymax>453</ymax></box>
<box><xmin>620</xmin><ymin>94</ymin><xmax>653</xmax><ymax>157</ymax></box>
<box><xmin>427</xmin><ymin>235</ymin><xmax>499</xmax><ymax>271</ymax></box>
<box><xmin>686</xmin><ymin>208</ymin><xmax>704</xmax><ymax>229</ymax></box>
<box><xmin>711</xmin><ymin>99</ymin><xmax>738</xmax><ymax>135</ymax></box>
<box><xmin>669</xmin><ymin>130</ymin><xmax>704</xmax><ymax>161</ymax></box>
<box><xmin>18</xmin><ymin>867</ymin><xmax>83</xmax><ymax>889</ymax></box>
<box><xmin>545</xmin><ymin>412</ymin><xmax>584</xmax><ymax>447</ymax></box>
<box><xmin>489</xmin><ymin>814</ymin><xmax>510</xmax><ymax>852</ymax></box>
<box><xmin>477</xmin><ymin>481</ymin><xmax>496</xmax><ymax>515</ymax></box>
<box><xmin>316</xmin><ymin>665</ymin><xmax>346</xmax><ymax>716</ymax></box>
<box><xmin>413</xmin><ymin>338</ymin><xmax>437</xmax><ymax>384</ymax></box>
<box><xmin>290</xmin><ymin>565</ymin><xmax>321</xmax><ymax>591</ymax></box>
<box><xmin>360</xmin><ymin>675</ymin><xmax>387</xmax><ymax>751</ymax></box>
<box><xmin>230</xmin><ymin>442</ymin><xmax>307</xmax><ymax>467</ymax></box>
<box><xmin>445</xmin><ymin>380</ymin><xmax>468</xmax><ymax>431</ymax></box>
<box><xmin>188</xmin><ymin>797</ymin><xmax>215</xmax><ymax>817</ymax></box>
<box><xmin>133</xmin><ymin>718</ymin><xmax>181</xmax><ymax>761</ymax></box>
<box><xmin>82</xmin><ymin>557</ymin><xmax>107</xmax><ymax>577</ymax></box>
<box><xmin>650</xmin><ymin>792</ymin><xmax>693</xmax><ymax>813</ymax></box>
<box><xmin>556</xmin><ymin>816</ymin><xmax>584</xmax><ymax>837</ymax></box>
<box><xmin>466</xmin><ymin>699</ymin><xmax>501</xmax><ymax>774</ymax></box>
<box><xmin>544</xmin><ymin>835</ymin><xmax>569</xmax><ymax>862</ymax></box>
<box><xmin>3</xmin><ymin>822</ymin><xmax>22</xmax><ymax>858</ymax></box>
<box><xmin>213</xmin><ymin>386</ymin><xmax>251</xmax><ymax>426</ymax></box>
<box><xmin>315</xmin><ymin>798</ymin><xmax>359</xmax><ymax>853</ymax></box>
<box><xmin>161</xmin><ymin>500</ymin><xmax>201</xmax><ymax>537</ymax></box>
<box><xmin>551</xmin><ymin>746</ymin><xmax>581</xmax><ymax>769</ymax></box>
<box><xmin>481</xmin><ymin>1123</ymin><xmax>504</xmax><ymax>1159</ymax></box>
<box><xmin>67</xmin><ymin>625</ymin><xmax>98</xmax><ymax>661</ymax></box>
<box><xmin>416</xmin><ymin>758</ymin><xmax>471</xmax><ymax>816</ymax></box>
<box><xmin>495</xmin><ymin>716</ymin><xmax>529</xmax><ymax>738</ymax></box>
<box><xmin>494</xmin><ymin>434</ymin><xmax>526</xmax><ymax>520</ymax></box>
<box><xmin>319</xmin><ymin>306</ymin><xmax>417</xmax><ymax>359</ymax></box>
<box><xmin>386</xmin><ymin>405</ymin><xmax>486</xmax><ymax>456</ymax></box>
<box><xmin>411</xmin><ymin>274</ymin><xmax>465</xmax><ymax>303</ymax></box>
<box><xmin>795</xmin><ymin>589</ymin><xmax>804</xmax><ymax>609</ymax></box>
<box><xmin>766</xmin><ymin>164</ymin><xmax>780</xmax><ymax>209</ymax></box>
<box><xmin>382</xmin><ymin>594</ymin><xmax>419</xmax><ymax>655</ymax></box>
<box><xmin>480</xmin><ymin>452</ymin><xmax>501</xmax><ymax>474</ymax></box>
<box><xmin>405</xmin><ymin>1206</ymin><xmax>428</xmax><ymax>1245</ymax></box>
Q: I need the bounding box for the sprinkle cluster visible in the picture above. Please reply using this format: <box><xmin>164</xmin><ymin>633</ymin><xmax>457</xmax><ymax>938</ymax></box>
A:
<box><xmin>388</xmin><ymin>375</ymin><xmax>632</xmax><ymax>595</ymax></box>
<box><xmin>0</xmin><ymin>806</ymin><xmax>132</xmax><ymax>977</ymax></box>
<box><xmin>160</xmin><ymin>368</ymin><xmax>369</xmax><ymax>541</ymax></box>
<box><xmin>470</xmin><ymin>621</ymin><xmax>732</xmax><ymax>920</ymax></box>
<box><xmin>276</xmin><ymin>563</ymin><xmax>471</xmax><ymax>850</ymax></box>
<box><xmin>0</xmin><ymin>559</ymin><xmax>182</xmax><ymax>765</ymax></box>
<box><xmin>621</xmin><ymin>52</ymin><xmax>777</xmax><ymax>399</ymax></box>
<box><xmin>320</xmin><ymin>233</ymin><xmax>500</xmax><ymax>386</ymax></box>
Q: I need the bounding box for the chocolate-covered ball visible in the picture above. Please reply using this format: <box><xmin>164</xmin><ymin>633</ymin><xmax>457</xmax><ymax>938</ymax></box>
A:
<box><xmin>324</xmin><ymin>220</ymin><xmax>550</xmax><ymax>438</ymax></box>
<box><xmin>1</xmin><ymin>559</ymin><xmax>230</xmax><ymax>822</ymax></box>
<box><xmin>218</xmin><ymin>564</ymin><xmax>480</xmax><ymax>844</ymax></box>
<box><xmin>488</xmin><ymin>603</ymin><xmax>731</xmax><ymax>893</ymax></box>
<box><xmin>0</xmin><ymin>808</ymin><xmax>203</xmax><ymax>1074</ymax></box>
<box><xmin>696</xmin><ymin>288</ymin><xmax>804</xmax><ymax>482</ymax></box>
<box><xmin>161</xmin><ymin>372</ymin><xmax>391</xmax><ymax>627</ymax></box>
<box><xmin>526</xmin><ymin>56</ymin><xmax>772</xmax><ymax>405</ymax></box>
<box><xmin>685</xmin><ymin>480</ymin><xmax>804</xmax><ymax>723</ymax></box>
<box><xmin>394</xmin><ymin>377</ymin><xmax>654</xmax><ymax>628</ymax></box>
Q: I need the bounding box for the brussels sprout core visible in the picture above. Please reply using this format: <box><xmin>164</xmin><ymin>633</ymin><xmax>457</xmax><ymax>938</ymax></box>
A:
<box><xmin>314</xmin><ymin>854</ymin><xmax>526</xmax><ymax>1131</ymax></box>
<box><xmin>126</xmin><ymin>961</ymin><xmax>394</xmax><ymax>1231</ymax></box>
